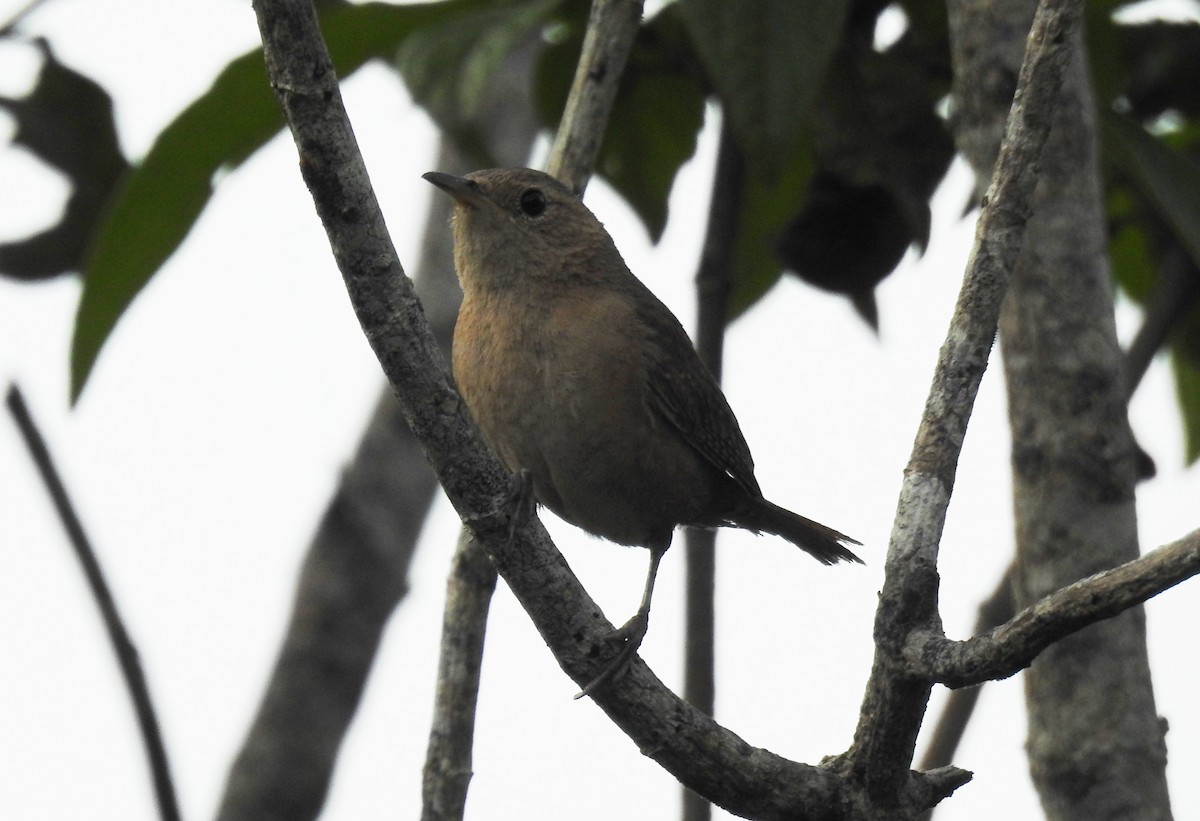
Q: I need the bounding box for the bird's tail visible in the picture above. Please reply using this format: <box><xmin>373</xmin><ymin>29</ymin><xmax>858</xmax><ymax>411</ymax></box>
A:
<box><xmin>735</xmin><ymin>499</ymin><xmax>863</xmax><ymax>566</ymax></box>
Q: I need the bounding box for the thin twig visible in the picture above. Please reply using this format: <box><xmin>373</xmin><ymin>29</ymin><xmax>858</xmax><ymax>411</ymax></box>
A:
<box><xmin>681</xmin><ymin>119</ymin><xmax>742</xmax><ymax>821</ymax></box>
<box><xmin>5</xmin><ymin>384</ymin><xmax>181</xmax><ymax>821</ymax></box>
<box><xmin>421</xmin><ymin>531</ymin><xmax>498</xmax><ymax>821</ymax></box>
<box><xmin>545</xmin><ymin>0</ymin><xmax>644</xmax><ymax>193</ymax></box>
<box><xmin>0</xmin><ymin>0</ymin><xmax>53</xmax><ymax>37</ymax></box>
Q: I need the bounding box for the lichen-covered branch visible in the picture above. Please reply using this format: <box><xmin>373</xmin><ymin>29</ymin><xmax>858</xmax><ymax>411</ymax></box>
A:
<box><xmin>953</xmin><ymin>0</ymin><xmax>1175</xmax><ymax>813</ymax></box>
<box><xmin>905</xmin><ymin>530</ymin><xmax>1200</xmax><ymax>688</ymax></box>
<box><xmin>422</xmin><ymin>531</ymin><xmax>497</xmax><ymax>821</ymax></box>
<box><xmin>844</xmin><ymin>0</ymin><xmax>1083</xmax><ymax>802</ymax></box>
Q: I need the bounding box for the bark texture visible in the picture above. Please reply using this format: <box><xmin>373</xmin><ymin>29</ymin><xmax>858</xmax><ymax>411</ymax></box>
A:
<box><xmin>250</xmin><ymin>0</ymin><xmax>1197</xmax><ymax>816</ymax></box>
<box><xmin>421</xmin><ymin>531</ymin><xmax>497</xmax><ymax>821</ymax></box>
<box><xmin>949</xmin><ymin>0</ymin><xmax>1173</xmax><ymax>816</ymax></box>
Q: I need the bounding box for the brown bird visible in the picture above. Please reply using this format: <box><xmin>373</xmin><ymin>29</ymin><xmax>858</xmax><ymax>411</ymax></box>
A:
<box><xmin>424</xmin><ymin>167</ymin><xmax>861</xmax><ymax>695</ymax></box>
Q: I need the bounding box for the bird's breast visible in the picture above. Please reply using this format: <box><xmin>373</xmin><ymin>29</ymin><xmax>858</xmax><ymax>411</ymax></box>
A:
<box><xmin>453</xmin><ymin>285</ymin><xmax>718</xmax><ymax>548</ymax></box>
<box><xmin>453</xmin><ymin>286</ymin><xmax>646</xmax><ymax>443</ymax></box>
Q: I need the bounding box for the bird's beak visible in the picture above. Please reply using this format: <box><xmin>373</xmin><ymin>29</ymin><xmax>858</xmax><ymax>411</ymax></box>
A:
<box><xmin>423</xmin><ymin>171</ymin><xmax>492</xmax><ymax>209</ymax></box>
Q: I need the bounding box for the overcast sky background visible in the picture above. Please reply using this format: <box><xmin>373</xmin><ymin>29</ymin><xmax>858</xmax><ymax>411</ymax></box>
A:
<box><xmin>1</xmin><ymin>1</ymin><xmax>1198</xmax><ymax>819</ymax></box>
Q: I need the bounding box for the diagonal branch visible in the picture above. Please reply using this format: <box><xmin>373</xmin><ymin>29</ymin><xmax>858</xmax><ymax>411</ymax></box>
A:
<box><xmin>905</xmin><ymin>528</ymin><xmax>1200</xmax><ymax>688</ymax></box>
<box><xmin>845</xmin><ymin>0</ymin><xmax>1084</xmax><ymax>801</ymax></box>
<box><xmin>6</xmin><ymin>384</ymin><xmax>181</xmax><ymax>821</ymax></box>
<box><xmin>545</xmin><ymin>0</ymin><xmax>643</xmax><ymax>193</ymax></box>
<box><xmin>250</xmin><ymin>0</ymin><xmax>961</xmax><ymax>817</ymax></box>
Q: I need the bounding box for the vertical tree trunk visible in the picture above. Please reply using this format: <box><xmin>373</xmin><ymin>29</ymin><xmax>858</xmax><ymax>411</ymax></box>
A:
<box><xmin>1001</xmin><ymin>41</ymin><xmax>1171</xmax><ymax>820</ymax></box>
<box><xmin>949</xmin><ymin>1</ymin><xmax>1172</xmax><ymax>816</ymax></box>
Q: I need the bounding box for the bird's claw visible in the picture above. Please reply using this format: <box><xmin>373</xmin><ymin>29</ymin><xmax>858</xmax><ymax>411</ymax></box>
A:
<box><xmin>573</xmin><ymin>612</ymin><xmax>650</xmax><ymax>700</ymax></box>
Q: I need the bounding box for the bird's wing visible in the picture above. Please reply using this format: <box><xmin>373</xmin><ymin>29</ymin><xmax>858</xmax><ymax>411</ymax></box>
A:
<box><xmin>638</xmin><ymin>302</ymin><xmax>762</xmax><ymax>499</ymax></box>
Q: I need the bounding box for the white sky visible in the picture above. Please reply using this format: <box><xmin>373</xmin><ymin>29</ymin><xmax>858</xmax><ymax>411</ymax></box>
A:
<box><xmin>1</xmin><ymin>2</ymin><xmax>1197</xmax><ymax>820</ymax></box>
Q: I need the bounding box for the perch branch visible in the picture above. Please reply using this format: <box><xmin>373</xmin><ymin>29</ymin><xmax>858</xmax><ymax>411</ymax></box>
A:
<box><xmin>250</xmin><ymin>0</ymin><xmax>959</xmax><ymax>816</ymax></box>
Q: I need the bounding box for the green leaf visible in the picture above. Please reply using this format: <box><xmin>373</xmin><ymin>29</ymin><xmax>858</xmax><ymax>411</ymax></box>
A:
<box><xmin>677</xmin><ymin>0</ymin><xmax>849</xmax><ymax>162</ymax></box>
<box><xmin>1102</xmin><ymin>111</ymin><xmax>1200</xmax><ymax>272</ymax></box>
<box><xmin>396</xmin><ymin>0</ymin><xmax>564</xmax><ymax>161</ymax></box>
<box><xmin>729</xmin><ymin>148</ymin><xmax>814</xmax><ymax>317</ymax></box>
<box><xmin>1107</xmin><ymin>194</ymin><xmax>1156</xmax><ymax>303</ymax></box>
<box><xmin>70</xmin><ymin>1</ymin><xmax>471</xmax><ymax>403</ymax></box>
<box><xmin>1103</xmin><ymin>113</ymin><xmax>1200</xmax><ymax>466</ymax></box>
<box><xmin>1171</xmin><ymin>345</ymin><xmax>1200</xmax><ymax>465</ymax></box>
<box><xmin>596</xmin><ymin>72</ymin><xmax>705</xmax><ymax>241</ymax></box>
<box><xmin>775</xmin><ymin>41</ymin><xmax>953</xmax><ymax>328</ymax></box>
<box><xmin>1112</xmin><ymin>20</ymin><xmax>1200</xmax><ymax>121</ymax></box>
<box><xmin>1083</xmin><ymin>0</ymin><xmax>1126</xmax><ymax>108</ymax></box>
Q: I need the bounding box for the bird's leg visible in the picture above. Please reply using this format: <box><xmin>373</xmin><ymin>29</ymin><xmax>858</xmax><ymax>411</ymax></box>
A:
<box><xmin>574</xmin><ymin>542</ymin><xmax>668</xmax><ymax>699</ymax></box>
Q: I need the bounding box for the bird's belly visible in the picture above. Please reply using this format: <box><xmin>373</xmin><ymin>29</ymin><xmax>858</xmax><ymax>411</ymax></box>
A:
<box><xmin>534</xmin><ymin>371</ymin><xmax>719</xmax><ymax>548</ymax></box>
<box><xmin>548</xmin><ymin>442</ymin><xmax>715</xmax><ymax>547</ymax></box>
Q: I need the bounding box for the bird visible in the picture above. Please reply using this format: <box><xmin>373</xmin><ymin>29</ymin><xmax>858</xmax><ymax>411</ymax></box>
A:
<box><xmin>424</xmin><ymin>167</ymin><xmax>861</xmax><ymax>696</ymax></box>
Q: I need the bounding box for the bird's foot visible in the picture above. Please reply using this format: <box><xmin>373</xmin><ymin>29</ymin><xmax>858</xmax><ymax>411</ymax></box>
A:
<box><xmin>573</xmin><ymin>611</ymin><xmax>650</xmax><ymax>700</ymax></box>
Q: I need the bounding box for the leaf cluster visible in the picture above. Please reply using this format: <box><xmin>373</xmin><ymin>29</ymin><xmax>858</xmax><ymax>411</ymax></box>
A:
<box><xmin>1097</xmin><ymin>12</ymin><xmax>1200</xmax><ymax>462</ymax></box>
<box><xmin>1</xmin><ymin>0</ymin><xmax>1198</xmax><ymax>461</ymax></box>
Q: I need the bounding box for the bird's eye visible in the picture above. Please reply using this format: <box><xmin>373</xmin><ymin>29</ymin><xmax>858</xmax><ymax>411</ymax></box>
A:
<box><xmin>519</xmin><ymin>188</ymin><xmax>547</xmax><ymax>217</ymax></box>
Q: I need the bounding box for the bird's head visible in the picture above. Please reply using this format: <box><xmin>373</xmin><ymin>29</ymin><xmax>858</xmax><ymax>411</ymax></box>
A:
<box><xmin>423</xmin><ymin>167</ymin><xmax>620</xmax><ymax>293</ymax></box>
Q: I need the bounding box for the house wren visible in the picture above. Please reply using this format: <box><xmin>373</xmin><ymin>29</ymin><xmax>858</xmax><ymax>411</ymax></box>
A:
<box><xmin>424</xmin><ymin>168</ymin><xmax>861</xmax><ymax>695</ymax></box>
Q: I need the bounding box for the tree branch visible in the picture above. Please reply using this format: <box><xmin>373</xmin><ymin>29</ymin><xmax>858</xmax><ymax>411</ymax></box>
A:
<box><xmin>844</xmin><ymin>0</ymin><xmax>1082</xmax><ymax>801</ymax></box>
<box><xmin>217</xmin><ymin>389</ymin><xmax>429</xmax><ymax>821</ymax></box>
<box><xmin>252</xmin><ymin>1</ymin><xmax>944</xmax><ymax>818</ymax></box>
<box><xmin>905</xmin><ymin>529</ymin><xmax>1200</xmax><ymax>688</ymax></box>
<box><xmin>995</xmin><ymin>0</ymin><xmax>1172</xmax><ymax>812</ymax></box>
<box><xmin>917</xmin><ymin>566</ymin><xmax>1015</xmax><ymax>787</ymax></box>
<box><xmin>681</xmin><ymin>117</ymin><xmax>743</xmax><ymax>821</ymax></box>
<box><xmin>545</xmin><ymin>0</ymin><xmax>644</xmax><ymax>193</ymax></box>
<box><xmin>422</xmin><ymin>530</ymin><xmax>497</xmax><ymax>821</ymax></box>
<box><xmin>6</xmin><ymin>384</ymin><xmax>181</xmax><ymax>821</ymax></box>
